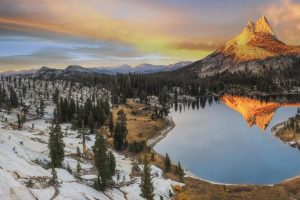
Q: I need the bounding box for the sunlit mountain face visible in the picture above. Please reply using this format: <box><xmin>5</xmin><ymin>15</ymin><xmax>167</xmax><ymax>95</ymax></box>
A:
<box><xmin>181</xmin><ymin>15</ymin><xmax>300</xmax><ymax>78</ymax></box>
<box><xmin>219</xmin><ymin>16</ymin><xmax>300</xmax><ymax>63</ymax></box>
<box><xmin>221</xmin><ymin>95</ymin><xmax>300</xmax><ymax>131</ymax></box>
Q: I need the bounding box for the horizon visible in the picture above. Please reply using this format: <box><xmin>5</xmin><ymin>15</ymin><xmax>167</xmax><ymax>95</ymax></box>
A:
<box><xmin>0</xmin><ymin>60</ymin><xmax>193</xmax><ymax>73</ymax></box>
<box><xmin>0</xmin><ymin>0</ymin><xmax>300</xmax><ymax>71</ymax></box>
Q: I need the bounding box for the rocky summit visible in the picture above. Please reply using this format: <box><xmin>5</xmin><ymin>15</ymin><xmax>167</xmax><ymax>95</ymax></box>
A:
<box><xmin>182</xmin><ymin>16</ymin><xmax>300</xmax><ymax>77</ymax></box>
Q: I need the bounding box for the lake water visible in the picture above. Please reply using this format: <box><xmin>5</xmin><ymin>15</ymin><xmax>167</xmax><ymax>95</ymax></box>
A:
<box><xmin>154</xmin><ymin>99</ymin><xmax>300</xmax><ymax>185</ymax></box>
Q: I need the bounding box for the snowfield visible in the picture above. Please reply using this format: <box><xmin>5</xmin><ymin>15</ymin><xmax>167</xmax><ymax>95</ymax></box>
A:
<box><xmin>0</xmin><ymin>79</ymin><xmax>183</xmax><ymax>200</ymax></box>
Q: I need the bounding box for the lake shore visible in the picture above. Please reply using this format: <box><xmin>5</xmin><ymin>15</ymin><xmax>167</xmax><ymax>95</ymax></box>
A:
<box><xmin>151</xmin><ymin>105</ymin><xmax>300</xmax><ymax>199</ymax></box>
<box><xmin>114</xmin><ymin>99</ymin><xmax>300</xmax><ymax>199</ymax></box>
<box><xmin>147</xmin><ymin>116</ymin><xmax>175</xmax><ymax>148</ymax></box>
<box><xmin>150</xmin><ymin>112</ymin><xmax>276</xmax><ymax>187</ymax></box>
<box><xmin>272</xmin><ymin>117</ymin><xmax>300</xmax><ymax>148</ymax></box>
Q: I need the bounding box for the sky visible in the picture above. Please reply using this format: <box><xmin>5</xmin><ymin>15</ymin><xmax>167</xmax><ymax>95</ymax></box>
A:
<box><xmin>0</xmin><ymin>0</ymin><xmax>300</xmax><ymax>71</ymax></box>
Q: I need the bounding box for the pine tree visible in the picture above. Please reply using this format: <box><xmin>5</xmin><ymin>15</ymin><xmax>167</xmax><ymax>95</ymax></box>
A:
<box><xmin>40</xmin><ymin>99</ymin><xmax>45</xmax><ymax>117</ymax></box>
<box><xmin>175</xmin><ymin>162</ymin><xmax>184</xmax><ymax>182</ymax></box>
<box><xmin>296</xmin><ymin>122</ymin><xmax>300</xmax><ymax>133</ymax></box>
<box><xmin>290</xmin><ymin>118</ymin><xmax>295</xmax><ymax>129</ymax></box>
<box><xmin>76</xmin><ymin>146</ymin><xmax>81</xmax><ymax>157</ymax></box>
<box><xmin>108</xmin><ymin>112</ymin><xmax>114</xmax><ymax>137</ymax></box>
<box><xmin>66</xmin><ymin>163</ymin><xmax>72</xmax><ymax>174</ymax></box>
<box><xmin>53</xmin><ymin>88</ymin><xmax>59</xmax><ymax>104</ymax></box>
<box><xmin>94</xmin><ymin>101</ymin><xmax>106</xmax><ymax>128</ymax></box>
<box><xmin>297</xmin><ymin>107</ymin><xmax>300</xmax><ymax>119</ymax></box>
<box><xmin>93</xmin><ymin>134</ymin><xmax>109</xmax><ymax>190</ymax></box>
<box><xmin>17</xmin><ymin>113</ymin><xmax>22</xmax><ymax>129</ymax></box>
<box><xmin>56</xmin><ymin>99</ymin><xmax>63</xmax><ymax>123</ymax></box>
<box><xmin>113</xmin><ymin>109</ymin><xmax>128</xmax><ymax>150</ymax></box>
<box><xmin>164</xmin><ymin>153</ymin><xmax>171</xmax><ymax>172</ymax></box>
<box><xmin>88</xmin><ymin>111</ymin><xmax>95</xmax><ymax>134</ymax></box>
<box><xmin>140</xmin><ymin>154</ymin><xmax>154</xmax><ymax>200</ymax></box>
<box><xmin>104</xmin><ymin>99</ymin><xmax>110</xmax><ymax>116</ymax></box>
<box><xmin>68</xmin><ymin>98</ymin><xmax>76</xmax><ymax>121</ymax></box>
<box><xmin>76</xmin><ymin>161</ymin><xmax>82</xmax><ymax>177</ymax></box>
<box><xmin>113</xmin><ymin>121</ymin><xmax>124</xmax><ymax>150</ymax></box>
<box><xmin>79</xmin><ymin>120</ymin><xmax>89</xmax><ymax>156</ymax></box>
<box><xmin>150</xmin><ymin>152</ymin><xmax>155</xmax><ymax>161</ymax></box>
<box><xmin>117</xmin><ymin>109</ymin><xmax>127</xmax><ymax>127</ymax></box>
<box><xmin>9</xmin><ymin>88</ymin><xmax>19</xmax><ymax>108</ymax></box>
<box><xmin>48</xmin><ymin>124</ymin><xmax>65</xmax><ymax>167</ymax></box>
<box><xmin>108</xmin><ymin>151</ymin><xmax>116</xmax><ymax>179</ymax></box>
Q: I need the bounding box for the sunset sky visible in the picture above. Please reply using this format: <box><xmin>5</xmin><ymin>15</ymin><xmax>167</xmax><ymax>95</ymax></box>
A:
<box><xmin>0</xmin><ymin>0</ymin><xmax>299</xmax><ymax>71</ymax></box>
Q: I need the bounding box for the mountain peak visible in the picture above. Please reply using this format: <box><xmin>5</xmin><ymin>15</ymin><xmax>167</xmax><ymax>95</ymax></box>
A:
<box><xmin>255</xmin><ymin>16</ymin><xmax>274</xmax><ymax>36</ymax></box>
<box><xmin>183</xmin><ymin>16</ymin><xmax>300</xmax><ymax>77</ymax></box>
<box><xmin>237</xmin><ymin>16</ymin><xmax>275</xmax><ymax>44</ymax></box>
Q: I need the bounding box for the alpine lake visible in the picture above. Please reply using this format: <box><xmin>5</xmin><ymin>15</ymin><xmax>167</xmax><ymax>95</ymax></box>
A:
<box><xmin>154</xmin><ymin>95</ymin><xmax>300</xmax><ymax>185</ymax></box>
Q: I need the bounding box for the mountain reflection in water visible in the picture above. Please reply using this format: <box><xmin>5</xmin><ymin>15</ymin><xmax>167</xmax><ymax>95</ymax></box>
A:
<box><xmin>155</xmin><ymin>94</ymin><xmax>300</xmax><ymax>184</ymax></box>
<box><xmin>221</xmin><ymin>95</ymin><xmax>300</xmax><ymax>131</ymax></box>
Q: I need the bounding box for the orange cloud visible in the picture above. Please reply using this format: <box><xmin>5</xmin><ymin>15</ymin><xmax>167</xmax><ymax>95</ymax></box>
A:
<box><xmin>0</xmin><ymin>0</ymin><xmax>210</xmax><ymax>60</ymax></box>
<box><xmin>264</xmin><ymin>0</ymin><xmax>300</xmax><ymax>45</ymax></box>
<box><xmin>172</xmin><ymin>40</ymin><xmax>223</xmax><ymax>51</ymax></box>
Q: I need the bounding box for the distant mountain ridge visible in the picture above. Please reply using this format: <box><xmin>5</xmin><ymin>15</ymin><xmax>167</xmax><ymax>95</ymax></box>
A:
<box><xmin>91</xmin><ymin>61</ymin><xmax>192</xmax><ymax>75</ymax></box>
<box><xmin>181</xmin><ymin>16</ymin><xmax>300</xmax><ymax>77</ymax></box>
<box><xmin>0</xmin><ymin>61</ymin><xmax>191</xmax><ymax>77</ymax></box>
<box><xmin>34</xmin><ymin>61</ymin><xmax>192</xmax><ymax>78</ymax></box>
<box><xmin>0</xmin><ymin>69</ymin><xmax>38</xmax><ymax>76</ymax></box>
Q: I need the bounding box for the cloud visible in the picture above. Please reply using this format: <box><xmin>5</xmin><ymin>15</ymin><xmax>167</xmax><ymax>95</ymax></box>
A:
<box><xmin>172</xmin><ymin>40</ymin><xmax>223</xmax><ymax>51</ymax></box>
<box><xmin>0</xmin><ymin>35</ymin><xmax>180</xmax><ymax>71</ymax></box>
<box><xmin>0</xmin><ymin>0</ymin><xmax>215</xmax><ymax>61</ymax></box>
<box><xmin>0</xmin><ymin>1</ymin><xmax>183</xmax><ymax>48</ymax></box>
<box><xmin>264</xmin><ymin>0</ymin><xmax>300</xmax><ymax>45</ymax></box>
<box><xmin>1</xmin><ymin>0</ymin><xmax>293</xmax><ymax>70</ymax></box>
<box><xmin>0</xmin><ymin>49</ymin><xmax>71</xmax><ymax>70</ymax></box>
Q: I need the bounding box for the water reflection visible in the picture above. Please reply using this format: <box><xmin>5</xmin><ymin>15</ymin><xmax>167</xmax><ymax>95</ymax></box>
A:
<box><xmin>173</xmin><ymin>94</ymin><xmax>300</xmax><ymax>131</ymax></box>
<box><xmin>155</xmin><ymin>94</ymin><xmax>300</xmax><ymax>184</ymax></box>
<box><xmin>221</xmin><ymin>95</ymin><xmax>300</xmax><ymax>131</ymax></box>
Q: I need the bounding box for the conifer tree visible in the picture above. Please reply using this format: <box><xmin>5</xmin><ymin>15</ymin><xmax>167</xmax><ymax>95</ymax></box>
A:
<box><xmin>88</xmin><ymin>112</ymin><xmax>95</xmax><ymax>134</ymax></box>
<box><xmin>93</xmin><ymin>134</ymin><xmax>109</xmax><ymax>190</ymax></box>
<box><xmin>66</xmin><ymin>163</ymin><xmax>72</xmax><ymax>174</ymax></box>
<box><xmin>175</xmin><ymin>162</ymin><xmax>184</xmax><ymax>182</ymax></box>
<box><xmin>17</xmin><ymin>113</ymin><xmax>23</xmax><ymax>129</ymax></box>
<box><xmin>113</xmin><ymin>109</ymin><xmax>128</xmax><ymax>150</ymax></box>
<box><xmin>296</xmin><ymin>123</ymin><xmax>300</xmax><ymax>133</ymax></box>
<box><xmin>53</xmin><ymin>88</ymin><xmax>59</xmax><ymax>104</ymax></box>
<box><xmin>68</xmin><ymin>98</ymin><xmax>76</xmax><ymax>121</ymax></box>
<box><xmin>140</xmin><ymin>154</ymin><xmax>154</xmax><ymax>200</ymax></box>
<box><xmin>94</xmin><ymin>101</ymin><xmax>106</xmax><ymax>127</ymax></box>
<box><xmin>113</xmin><ymin>122</ymin><xmax>123</xmax><ymax>150</ymax></box>
<box><xmin>76</xmin><ymin>161</ymin><xmax>82</xmax><ymax>177</ymax></box>
<box><xmin>164</xmin><ymin>153</ymin><xmax>171</xmax><ymax>172</ymax></box>
<box><xmin>76</xmin><ymin>146</ymin><xmax>81</xmax><ymax>157</ymax></box>
<box><xmin>48</xmin><ymin>124</ymin><xmax>65</xmax><ymax>167</ymax></box>
<box><xmin>77</xmin><ymin>120</ymin><xmax>89</xmax><ymax>157</ymax></box>
<box><xmin>290</xmin><ymin>118</ymin><xmax>295</xmax><ymax>129</ymax></box>
<box><xmin>56</xmin><ymin>99</ymin><xmax>63</xmax><ymax>123</ymax></box>
<box><xmin>40</xmin><ymin>99</ymin><xmax>45</xmax><ymax>117</ymax></box>
<box><xmin>108</xmin><ymin>151</ymin><xmax>116</xmax><ymax>179</ymax></box>
<box><xmin>108</xmin><ymin>112</ymin><xmax>114</xmax><ymax>137</ymax></box>
<box><xmin>9</xmin><ymin>88</ymin><xmax>19</xmax><ymax>108</ymax></box>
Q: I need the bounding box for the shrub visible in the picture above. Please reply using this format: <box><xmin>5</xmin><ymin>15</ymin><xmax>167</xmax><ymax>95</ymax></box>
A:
<box><xmin>128</xmin><ymin>141</ymin><xmax>146</xmax><ymax>153</ymax></box>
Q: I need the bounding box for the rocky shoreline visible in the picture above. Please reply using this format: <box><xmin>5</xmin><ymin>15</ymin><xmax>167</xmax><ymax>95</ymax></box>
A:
<box><xmin>147</xmin><ymin>116</ymin><xmax>175</xmax><ymax>148</ymax></box>
<box><xmin>272</xmin><ymin>119</ymin><xmax>300</xmax><ymax>148</ymax></box>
